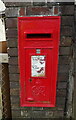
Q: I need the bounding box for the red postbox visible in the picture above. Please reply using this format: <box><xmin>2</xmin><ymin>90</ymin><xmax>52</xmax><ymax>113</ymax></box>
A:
<box><xmin>18</xmin><ymin>16</ymin><xmax>60</xmax><ymax>107</ymax></box>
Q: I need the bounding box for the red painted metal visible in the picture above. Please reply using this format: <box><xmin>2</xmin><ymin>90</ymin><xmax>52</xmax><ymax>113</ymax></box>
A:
<box><xmin>18</xmin><ymin>16</ymin><xmax>60</xmax><ymax>107</ymax></box>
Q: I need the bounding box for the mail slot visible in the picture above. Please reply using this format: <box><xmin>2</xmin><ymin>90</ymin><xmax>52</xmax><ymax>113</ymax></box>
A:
<box><xmin>18</xmin><ymin>16</ymin><xmax>60</xmax><ymax>107</ymax></box>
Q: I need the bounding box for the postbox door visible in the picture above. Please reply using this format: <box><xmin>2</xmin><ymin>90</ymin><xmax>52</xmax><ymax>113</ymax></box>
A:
<box><xmin>24</xmin><ymin>48</ymin><xmax>53</xmax><ymax>105</ymax></box>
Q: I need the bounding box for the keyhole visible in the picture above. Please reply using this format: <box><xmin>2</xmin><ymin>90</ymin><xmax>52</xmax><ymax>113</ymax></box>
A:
<box><xmin>29</xmin><ymin>78</ymin><xmax>32</xmax><ymax>82</ymax></box>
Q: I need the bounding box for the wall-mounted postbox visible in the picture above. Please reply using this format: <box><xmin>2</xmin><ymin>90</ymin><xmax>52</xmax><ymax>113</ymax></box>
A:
<box><xmin>18</xmin><ymin>16</ymin><xmax>60</xmax><ymax>107</ymax></box>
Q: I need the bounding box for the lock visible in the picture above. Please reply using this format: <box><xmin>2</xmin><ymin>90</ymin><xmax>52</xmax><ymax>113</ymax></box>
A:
<box><xmin>29</xmin><ymin>78</ymin><xmax>32</xmax><ymax>82</ymax></box>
